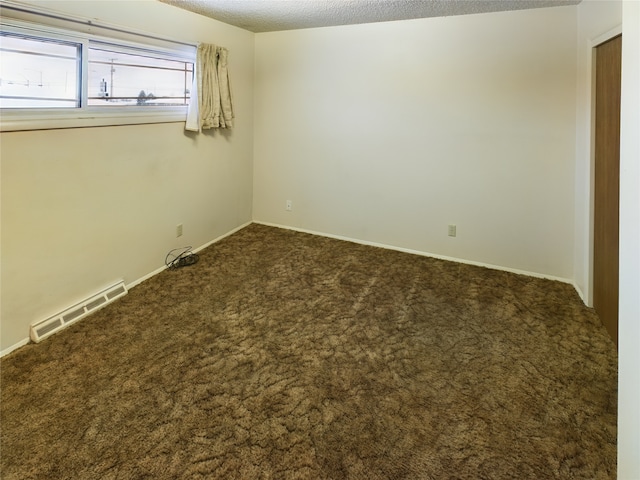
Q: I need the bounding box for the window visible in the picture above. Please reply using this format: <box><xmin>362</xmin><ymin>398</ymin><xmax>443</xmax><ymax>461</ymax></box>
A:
<box><xmin>0</xmin><ymin>34</ymin><xmax>80</xmax><ymax>108</ymax></box>
<box><xmin>0</xmin><ymin>17</ymin><xmax>195</xmax><ymax>130</ymax></box>
<box><xmin>87</xmin><ymin>43</ymin><xmax>193</xmax><ymax>107</ymax></box>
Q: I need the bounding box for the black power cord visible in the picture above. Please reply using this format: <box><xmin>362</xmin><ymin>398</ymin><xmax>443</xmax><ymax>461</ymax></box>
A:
<box><xmin>165</xmin><ymin>246</ymin><xmax>199</xmax><ymax>270</ymax></box>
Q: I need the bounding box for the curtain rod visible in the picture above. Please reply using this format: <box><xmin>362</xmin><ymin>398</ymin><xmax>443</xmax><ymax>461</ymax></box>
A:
<box><xmin>0</xmin><ymin>2</ymin><xmax>197</xmax><ymax>48</ymax></box>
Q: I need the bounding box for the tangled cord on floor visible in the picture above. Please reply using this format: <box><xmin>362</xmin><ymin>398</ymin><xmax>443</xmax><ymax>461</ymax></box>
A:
<box><xmin>165</xmin><ymin>247</ymin><xmax>199</xmax><ymax>270</ymax></box>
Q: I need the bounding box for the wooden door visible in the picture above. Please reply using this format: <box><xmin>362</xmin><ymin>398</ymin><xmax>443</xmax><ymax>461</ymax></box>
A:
<box><xmin>593</xmin><ymin>34</ymin><xmax>622</xmax><ymax>348</ymax></box>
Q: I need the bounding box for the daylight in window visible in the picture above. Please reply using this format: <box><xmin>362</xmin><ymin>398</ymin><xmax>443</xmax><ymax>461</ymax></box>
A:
<box><xmin>88</xmin><ymin>45</ymin><xmax>193</xmax><ymax>106</ymax></box>
<box><xmin>0</xmin><ymin>30</ymin><xmax>194</xmax><ymax>110</ymax></box>
<box><xmin>0</xmin><ymin>33</ymin><xmax>80</xmax><ymax>108</ymax></box>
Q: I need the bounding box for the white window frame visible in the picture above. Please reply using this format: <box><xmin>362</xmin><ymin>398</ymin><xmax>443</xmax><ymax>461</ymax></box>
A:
<box><xmin>0</xmin><ymin>17</ymin><xmax>196</xmax><ymax>132</ymax></box>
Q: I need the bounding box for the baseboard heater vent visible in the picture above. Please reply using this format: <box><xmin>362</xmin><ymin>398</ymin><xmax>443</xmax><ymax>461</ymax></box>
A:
<box><xmin>30</xmin><ymin>281</ymin><xmax>128</xmax><ymax>343</ymax></box>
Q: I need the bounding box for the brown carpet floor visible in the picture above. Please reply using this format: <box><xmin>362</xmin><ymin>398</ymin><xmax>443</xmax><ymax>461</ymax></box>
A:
<box><xmin>1</xmin><ymin>224</ymin><xmax>617</xmax><ymax>479</ymax></box>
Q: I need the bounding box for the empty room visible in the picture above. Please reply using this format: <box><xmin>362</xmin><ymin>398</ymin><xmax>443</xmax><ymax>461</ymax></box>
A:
<box><xmin>1</xmin><ymin>0</ymin><xmax>638</xmax><ymax>478</ymax></box>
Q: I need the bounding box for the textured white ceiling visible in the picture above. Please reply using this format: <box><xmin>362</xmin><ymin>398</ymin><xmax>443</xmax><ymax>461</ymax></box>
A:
<box><xmin>158</xmin><ymin>0</ymin><xmax>581</xmax><ymax>33</ymax></box>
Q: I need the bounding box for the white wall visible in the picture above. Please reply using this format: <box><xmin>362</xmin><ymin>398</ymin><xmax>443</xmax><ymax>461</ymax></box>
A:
<box><xmin>0</xmin><ymin>0</ymin><xmax>255</xmax><ymax>353</ymax></box>
<box><xmin>618</xmin><ymin>0</ymin><xmax>640</xmax><ymax>476</ymax></box>
<box><xmin>253</xmin><ymin>6</ymin><xmax>577</xmax><ymax>280</ymax></box>
<box><xmin>1</xmin><ymin>1</ymin><xmax>638</xmax><ymax>475</ymax></box>
<box><xmin>574</xmin><ymin>0</ymin><xmax>622</xmax><ymax>304</ymax></box>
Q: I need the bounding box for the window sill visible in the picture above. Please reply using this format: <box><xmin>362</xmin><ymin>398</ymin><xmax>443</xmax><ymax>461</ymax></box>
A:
<box><xmin>0</xmin><ymin>108</ymin><xmax>188</xmax><ymax>132</ymax></box>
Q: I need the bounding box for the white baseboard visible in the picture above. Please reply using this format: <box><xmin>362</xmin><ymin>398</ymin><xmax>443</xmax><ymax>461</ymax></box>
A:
<box><xmin>572</xmin><ymin>282</ymin><xmax>588</xmax><ymax>304</ymax></box>
<box><xmin>192</xmin><ymin>221</ymin><xmax>253</xmax><ymax>255</ymax></box>
<box><xmin>3</xmin><ymin>220</ymin><xmax>580</xmax><ymax>359</ymax></box>
<box><xmin>127</xmin><ymin>221</ymin><xmax>253</xmax><ymax>291</ymax></box>
<box><xmin>1</xmin><ymin>222</ymin><xmax>254</xmax><ymax>358</ymax></box>
<box><xmin>253</xmin><ymin>221</ymin><xmax>576</xmax><ymax>287</ymax></box>
<box><xmin>126</xmin><ymin>263</ymin><xmax>168</xmax><ymax>290</ymax></box>
<box><xmin>1</xmin><ymin>338</ymin><xmax>30</xmax><ymax>358</ymax></box>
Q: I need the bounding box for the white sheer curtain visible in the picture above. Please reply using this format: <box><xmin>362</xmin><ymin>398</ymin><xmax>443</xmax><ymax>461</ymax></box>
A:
<box><xmin>185</xmin><ymin>44</ymin><xmax>234</xmax><ymax>132</ymax></box>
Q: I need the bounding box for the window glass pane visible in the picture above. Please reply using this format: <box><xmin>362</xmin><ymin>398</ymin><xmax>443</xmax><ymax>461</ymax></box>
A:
<box><xmin>0</xmin><ymin>34</ymin><xmax>80</xmax><ymax>108</ymax></box>
<box><xmin>88</xmin><ymin>46</ymin><xmax>193</xmax><ymax>106</ymax></box>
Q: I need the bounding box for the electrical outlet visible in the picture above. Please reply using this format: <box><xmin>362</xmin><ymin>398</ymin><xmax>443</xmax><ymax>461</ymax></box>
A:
<box><xmin>448</xmin><ymin>224</ymin><xmax>456</xmax><ymax>237</ymax></box>
<box><xmin>286</xmin><ymin>200</ymin><xmax>292</xmax><ymax>211</ymax></box>
<box><xmin>176</xmin><ymin>224</ymin><xmax>183</xmax><ymax>237</ymax></box>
